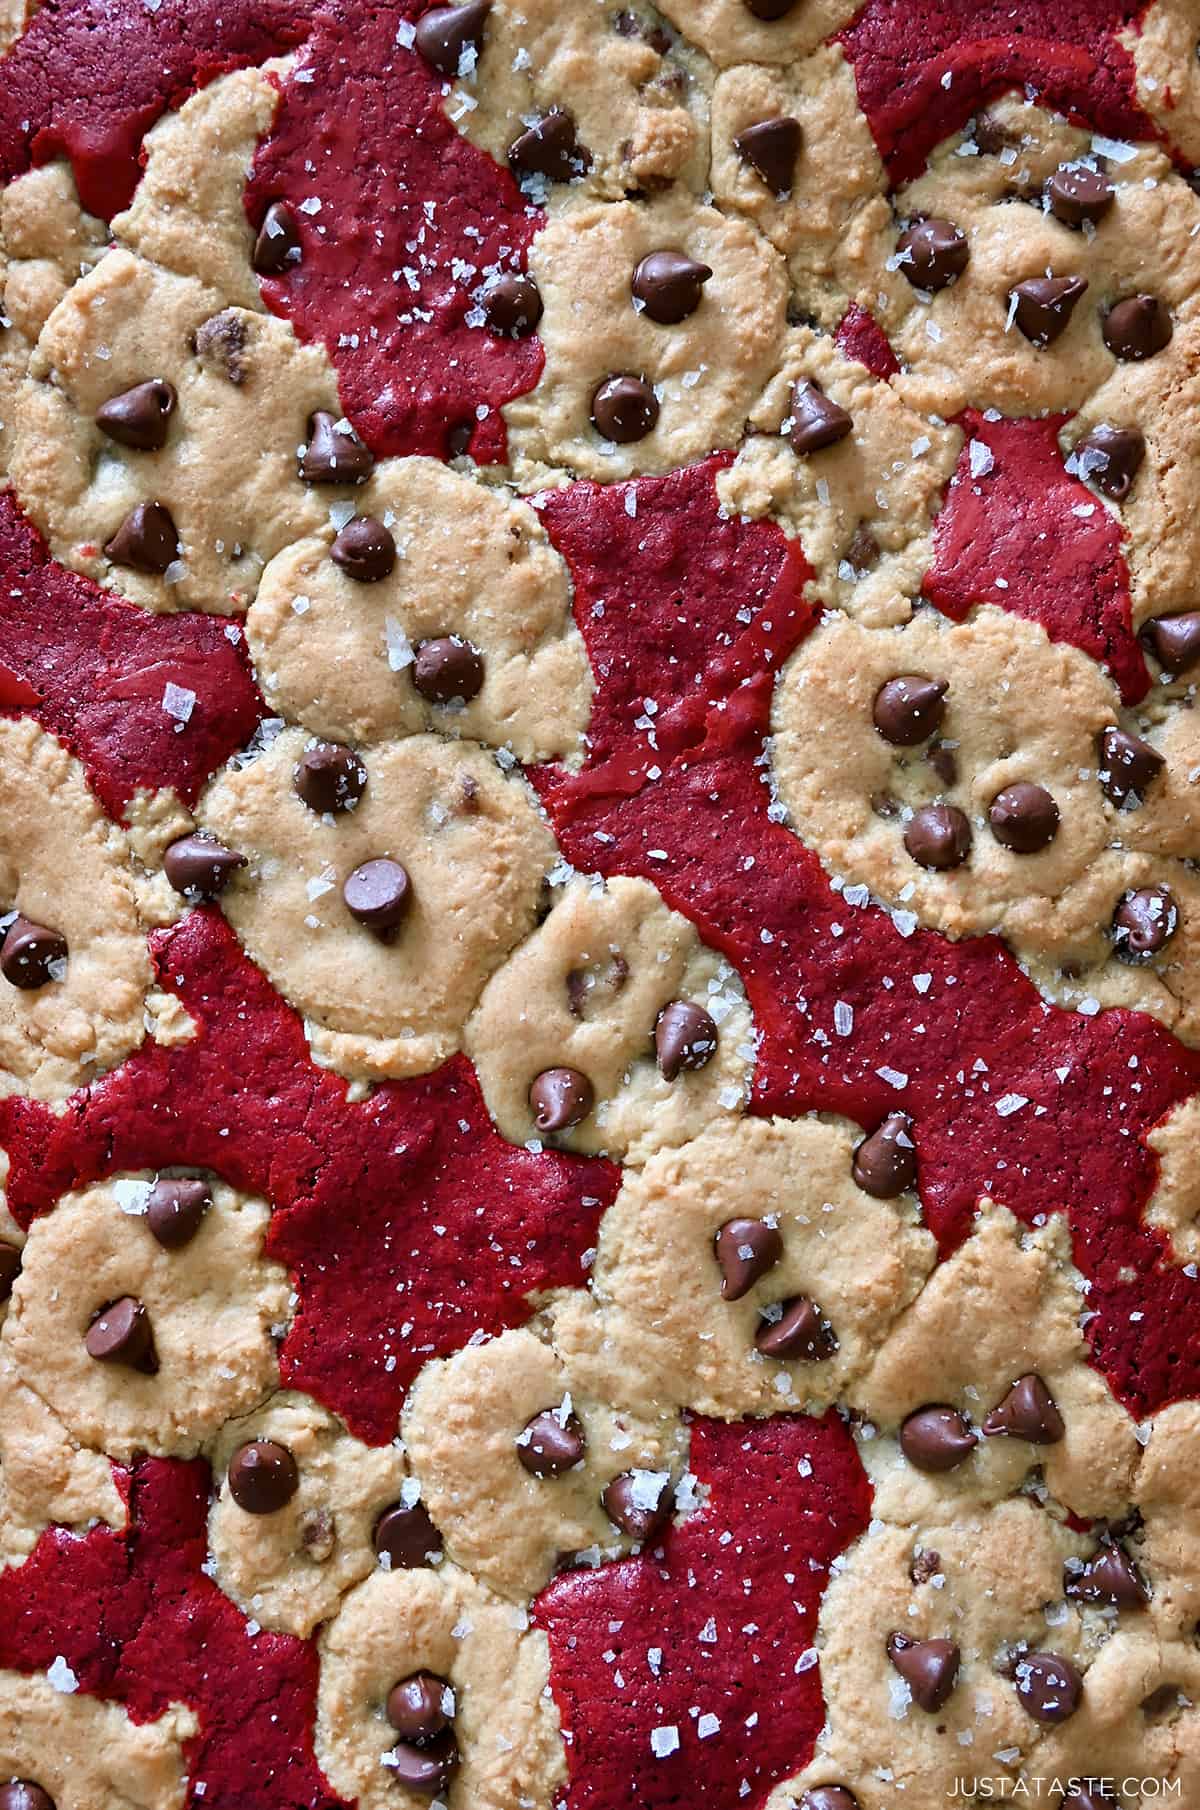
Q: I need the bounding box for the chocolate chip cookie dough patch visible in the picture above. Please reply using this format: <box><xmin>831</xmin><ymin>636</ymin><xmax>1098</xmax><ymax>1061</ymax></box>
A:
<box><xmin>0</xmin><ymin>718</ymin><xmax>150</xmax><ymax>1101</ymax></box>
<box><xmin>8</xmin><ymin>248</ymin><xmax>343</xmax><ymax>614</ymax></box>
<box><xmin>317</xmin><ymin>1560</ymin><xmax>566</xmax><ymax>1810</ymax></box>
<box><xmin>551</xmin><ymin>1115</ymin><xmax>935</xmax><ymax>1421</ymax></box>
<box><xmin>3</xmin><ymin>1177</ymin><xmax>288</xmax><ymax>1464</ymax></box>
<box><xmin>856</xmin><ymin>1205</ymin><xmax>1140</xmax><ymax>1527</ymax></box>
<box><xmin>197</xmin><ymin>727</ymin><xmax>555</xmax><ymax>1082</ymax></box>
<box><xmin>0</xmin><ymin>1673</ymin><xmax>196</xmax><ymax>1810</ymax></box>
<box><xmin>402</xmin><ymin>1327</ymin><xmax>687</xmax><ymax>1600</ymax></box>
<box><xmin>1136</xmin><ymin>1402</ymin><xmax>1200</xmax><ymax>1638</ymax></box>
<box><xmin>247</xmin><ymin>458</ymin><xmax>590</xmax><ymax>764</ymax></box>
<box><xmin>0</xmin><ymin>1346</ymin><xmax>127</xmax><ymax>1561</ymax></box>
<box><xmin>655</xmin><ymin>0</ymin><xmax>859</xmax><ymax>68</ymax></box>
<box><xmin>112</xmin><ymin>65</ymin><xmax>285</xmax><ymax>308</ymax></box>
<box><xmin>464</xmin><ymin>874</ymin><xmax>752</xmax><ymax>1162</ymax></box>
<box><xmin>717</xmin><ymin>325</ymin><xmax>960</xmax><ymax>628</ymax></box>
<box><xmin>505</xmin><ymin>191</ymin><xmax>787</xmax><ymax>483</ymax></box>
<box><xmin>208</xmin><ymin>1391</ymin><xmax>406</xmax><ymax>1638</ymax></box>
<box><xmin>1146</xmin><ymin>1094</ymin><xmax>1200</xmax><ymax>1265</ymax></box>
<box><xmin>1124</xmin><ymin>0</ymin><xmax>1200</xmax><ymax>164</ymax></box>
<box><xmin>450</xmin><ymin>0</ymin><xmax>707</xmax><ymax>199</ymax></box>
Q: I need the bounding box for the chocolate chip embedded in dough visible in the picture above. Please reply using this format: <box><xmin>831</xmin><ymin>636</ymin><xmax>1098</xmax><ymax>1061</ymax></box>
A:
<box><xmin>896</xmin><ymin>217</ymin><xmax>969</xmax><ymax>290</ymax></box>
<box><xmin>590</xmin><ymin>374</ymin><xmax>659</xmax><ymax>444</ymax></box>
<box><xmin>529</xmin><ymin>1066</ymin><xmax>594</xmax><ymax>1133</ymax></box>
<box><xmin>227</xmin><ymin>1439</ymin><xmax>300</xmax><ymax>1514</ymax></box>
<box><xmin>85</xmin><ymin>1296</ymin><xmax>158</xmax><ymax>1373</ymax></box>
<box><xmin>298</xmin><ymin>410</ymin><xmax>373</xmax><ymax>484</ymax></box>
<box><xmin>1010</xmin><ymin>276</ymin><xmax>1087</xmax><ymax>346</ymax></box>
<box><xmin>414</xmin><ymin>0</ymin><xmax>490</xmax><ymax>75</ymax></box>
<box><xmin>713</xmin><ymin>1217</ymin><xmax>782</xmax><ymax>1301</ymax></box>
<box><xmin>1046</xmin><ymin>163</ymin><xmax>1114</xmax><ymax>227</ymax></box>
<box><xmin>631</xmin><ymin>251</ymin><xmax>712</xmax><ymax>325</ymax></box>
<box><xmin>1073</xmin><ymin>423</ymin><xmax>1145</xmax><ymax>500</ymax></box>
<box><xmin>0</xmin><ymin>1242</ymin><xmax>21</xmax><ymax>1303</ymax></box>
<box><xmin>192</xmin><ymin>310</ymin><xmax>247</xmax><ymax>384</ymax></box>
<box><xmin>903</xmin><ymin>804</ymin><xmax>971</xmax><ymax>871</ymax></box>
<box><xmin>1012</xmin><ymin>1650</ymin><xmax>1083</xmax><ymax>1723</ymax></box>
<box><xmin>96</xmin><ymin>379</ymin><xmax>177</xmax><ymax>450</ymax></box>
<box><xmin>145</xmin><ymin>1177</ymin><xmax>212</xmax><ymax>1250</ymax></box>
<box><xmin>788</xmin><ymin>380</ymin><xmax>852</xmax><ymax>454</ymax></box>
<box><xmin>899</xmin><ymin>1405</ymin><xmax>977</xmax><ymax>1473</ymax></box>
<box><xmin>0</xmin><ymin>1785</ymin><xmax>57</xmax><ymax>1810</ymax></box>
<box><xmin>754</xmin><ymin>1295</ymin><xmax>836</xmax><ymax>1361</ymax></box>
<box><xmin>343</xmin><ymin>859</ymin><xmax>412</xmax><ymax>935</ymax></box>
<box><xmin>104</xmin><ymin>501</ymin><xmax>180</xmax><ymax>573</ymax></box>
<box><xmin>1141</xmin><ymin>610</ymin><xmax>1200</xmax><ymax>675</ymax></box>
<box><xmin>0</xmin><ymin>915</ymin><xmax>67</xmax><ymax>989</ymax></box>
<box><xmin>482</xmin><ymin>272</ymin><xmax>543</xmax><ymax>338</ymax></box>
<box><xmin>733</xmin><ymin>117</ymin><xmax>802</xmax><ymax>197</ymax></box>
<box><xmin>1102</xmin><ymin>294</ymin><xmax>1172</xmax><ymax>361</ymax></box>
<box><xmin>1064</xmin><ymin>1542</ymin><xmax>1149</xmax><ymax>1609</ymax></box>
<box><xmin>163</xmin><ymin>833</ymin><xmax>246</xmax><ymax>900</ymax></box>
<box><xmin>981</xmin><ymin>1373</ymin><xmax>1065</xmax><ymax>1443</ymax></box>
<box><xmin>374</xmin><ymin>1498</ymin><xmax>444</xmax><ymax>1569</ymax></box>
<box><xmin>1112</xmin><ymin>886</ymin><xmax>1178</xmax><ymax>962</ymax></box>
<box><xmin>508</xmin><ymin>108</ymin><xmax>590</xmax><ymax>182</ymax></box>
<box><xmin>385</xmin><ymin>1732</ymin><xmax>459</xmax><ymax>1797</ymax></box>
<box><xmin>654</xmin><ymin>1000</ymin><xmax>718</xmax><ymax>1080</ymax></box>
<box><xmin>886</xmin><ymin>1632</ymin><xmax>960</xmax><ymax>1711</ymax></box>
<box><xmin>602</xmin><ymin>1469</ymin><xmax>675</xmax><ymax>1542</ymax></box>
<box><xmin>987</xmin><ymin>783</ymin><xmax>1060</xmax><ymax>853</ymax></box>
<box><xmin>293</xmin><ymin>741</ymin><xmax>368</xmax><ymax>814</ymax></box>
<box><xmin>330</xmin><ymin>514</ymin><xmax>396</xmax><ymax>582</ymax></box>
<box><xmin>799</xmin><ymin>1790</ymin><xmax>860</xmax><ymax>1810</ymax></box>
<box><xmin>252</xmin><ymin>200</ymin><xmax>302</xmax><ymax>274</ymax></box>
<box><xmin>1097</xmin><ymin>727</ymin><xmax>1163</xmax><ymax>807</ymax></box>
<box><xmin>517</xmin><ymin>1407</ymin><xmax>586</xmax><ymax>1476</ymax></box>
<box><xmin>411</xmin><ymin>636</ymin><xmax>485</xmax><ymax>703</ymax></box>
<box><xmin>386</xmin><ymin>1672</ymin><xmax>454</xmax><ymax>1742</ymax></box>
<box><xmin>852</xmin><ymin>1113</ymin><xmax>916</xmax><ymax>1198</ymax></box>
<box><xmin>872</xmin><ymin>675</ymin><xmax>947</xmax><ymax>746</ymax></box>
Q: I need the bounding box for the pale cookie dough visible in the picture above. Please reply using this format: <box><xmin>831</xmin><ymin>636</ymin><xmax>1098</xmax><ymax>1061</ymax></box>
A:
<box><xmin>208</xmin><ymin>1392</ymin><xmax>406</xmax><ymax>1638</ymax></box>
<box><xmin>506</xmin><ymin>190</ymin><xmax>787</xmax><ymax>483</ymax></box>
<box><xmin>402</xmin><ymin>1326</ymin><xmax>687</xmax><ymax>1600</ymax></box>
<box><xmin>112</xmin><ymin>65</ymin><xmax>284</xmax><ymax>309</ymax></box>
<box><xmin>718</xmin><ymin>325</ymin><xmax>961</xmax><ymax>627</ymax></box>
<box><xmin>317</xmin><ymin>1561</ymin><xmax>566</xmax><ymax>1810</ymax></box>
<box><xmin>9</xmin><ymin>247</ymin><xmax>344</xmax><ymax>613</ymax></box>
<box><xmin>1136</xmin><ymin>1401</ymin><xmax>1200</xmax><ymax>1638</ymax></box>
<box><xmin>856</xmin><ymin>1205</ymin><xmax>1141</xmax><ymax>1526</ymax></box>
<box><xmin>551</xmin><ymin>1114</ymin><xmax>935</xmax><ymax>1420</ymax></box>
<box><xmin>1146</xmin><ymin>1093</ymin><xmax>1200</xmax><ymax>1264</ymax></box>
<box><xmin>1124</xmin><ymin>0</ymin><xmax>1200</xmax><ymax>165</ymax></box>
<box><xmin>454</xmin><ymin>0</ymin><xmax>707</xmax><ymax>199</ymax></box>
<box><xmin>0</xmin><ymin>1347</ymin><xmax>127</xmax><ymax>1562</ymax></box>
<box><xmin>656</xmin><ymin>0</ymin><xmax>859</xmax><ymax>68</ymax></box>
<box><xmin>0</xmin><ymin>1672</ymin><xmax>196</xmax><ymax>1810</ymax></box>
<box><xmin>0</xmin><ymin>717</ymin><xmax>150</xmax><ymax>1101</ymax></box>
<box><xmin>464</xmin><ymin>873</ymin><xmax>753</xmax><ymax>1161</ymax></box>
<box><xmin>3</xmin><ymin>1177</ymin><xmax>288</xmax><ymax>1463</ymax></box>
<box><xmin>198</xmin><ymin>727</ymin><xmax>555</xmax><ymax>1082</ymax></box>
<box><xmin>247</xmin><ymin>458</ymin><xmax>591</xmax><ymax>764</ymax></box>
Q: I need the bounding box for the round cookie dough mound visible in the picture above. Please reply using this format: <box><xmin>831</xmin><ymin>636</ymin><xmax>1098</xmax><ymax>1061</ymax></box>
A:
<box><xmin>208</xmin><ymin>1391</ymin><xmax>406</xmax><ymax>1637</ymax></box>
<box><xmin>464</xmin><ymin>873</ymin><xmax>753</xmax><ymax>1162</ymax></box>
<box><xmin>505</xmin><ymin>191</ymin><xmax>787</xmax><ymax>483</ymax></box>
<box><xmin>0</xmin><ymin>1672</ymin><xmax>195</xmax><ymax>1810</ymax></box>
<box><xmin>8</xmin><ymin>247</ymin><xmax>343</xmax><ymax>614</ymax></box>
<box><xmin>0</xmin><ymin>1344</ymin><xmax>127</xmax><ymax>1560</ymax></box>
<box><xmin>197</xmin><ymin>728</ymin><xmax>556</xmax><ymax>1082</ymax></box>
<box><xmin>3</xmin><ymin>1177</ymin><xmax>289</xmax><ymax>1463</ymax></box>
<box><xmin>317</xmin><ymin>1561</ymin><xmax>566</xmax><ymax>1810</ymax></box>
<box><xmin>247</xmin><ymin>458</ymin><xmax>591</xmax><ymax>764</ymax></box>
<box><xmin>0</xmin><ymin>716</ymin><xmax>151</xmax><ymax>1100</ymax></box>
<box><xmin>553</xmin><ymin>1114</ymin><xmax>936</xmax><ymax>1421</ymax></box>
<box><xmin>402</xmin><ymin>1326</ymin><xmax>686</xmax><ymax>1600</ymax></box>
<box><xmin>1125</xmin><ymin>0</ymin><xmax>1200</xmax><ymax>165</ymax></box>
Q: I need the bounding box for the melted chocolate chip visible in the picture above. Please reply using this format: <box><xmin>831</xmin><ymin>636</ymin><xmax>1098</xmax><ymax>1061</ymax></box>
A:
<box><xmin>733</xmin><ymin>116</ymin><xmax>802</xmax><ymax>197</ymax></box>
<box><xmin>1074</xmin><ymin>423</ymin><xmax>1145</xmax><ymax>500</ymax></box>
<box><xmin>1097</xmin><ymin>727</ymin><xmax>1163</xmax><ymax>807</ymax></box>
<box><xmin>897</xmin><ymin>217</ymin><xmax>969</xmax><ymax>290</ymax></box>
<box><xmin>1046</xmin><ymin>163</ymin><xmax>1114</xmax><ymax>227</ymax></box>
<box><xmin>0</xmin><ymin>1786</ymin><xmax>56</xmax><ymax>1810</ymax></box>
<box><xmin>886</xmin><ymin>1632</ymin><xmax>960</xmax><ymax>1712</ymax></box>
<box><xmin>192</xmin><ymin>310</ymin><xmax>247</xmax><ymax>384</ymax></box>
<box><xmin>903</xmin><ymin>804</ymin><xmax>971</xmax><ymax>870</ymax></box>
<box><xmin>412</xmin><ymin>636</ymin><xmax>485</xmax><ymax>703</ymax></box>
<box><xmin>742</xmin><ymin>0</ymin><xmax>798</xmax><ymax>16</ymax></box>
<box><xmin>788</xmin><ymin>379</ymin><xmax>852</xmax><ymax>454</ymax></box>
<box><xmin>386</xmin><ymin>1732</ymin><xmax>459</xmax><ymax>1797</ymax></box>
<box><xmin>654</xmin><ymin>999</ymin><xmax>718</xmax><ymax>1080</ymax></box>
<box><xmin>910</xmin><ymin>1548</ymin><xmax>943</xmax><ymax>1585</ymax></box>
<box><xmin>508</xmin><ymin>108</ymin><xmax>590</xmax><ymax>182</ymax></box>
<box><xmin>1013</xmin><ymin>1650</ymin><xmax>1083</xmax><ymax>1723</ymax></box>
<box><xmin>146</xmin><ymin>1177</ymin><xmax>212</xmax><ymax>1249</ymax></box>
<box><xmin>294</xmin><ymin>742</ymin><xmax>368</xmax><ymax>814</ymax></box>
<box><xmin>482</xmin><ymin>272</ymin><xmax>543</xmax><ymax>338</ymax></box>
<box><xmin>591</xmin><ymin>373</ymin><xmax>659</xmax><ymax>444</ymax></box>
<box><xmin>632</xmin><ymin>251</ymin><xmax>712</xmax><ymax>324</ymax></box>
<box><xmin>713</xmin><ymin>1217</ymin><xmax>783</xmax><ymax>1301</ymax></box>
<box><xmin>298</xmin><ymin>410</ymin><xmax>373</xmax><ymax>484</ymax></box>
<box><xmin>845</xmin><ymin>525</ymin><xmax>880</xmax><ymax>574</ymax></box>
<box><xmin>96</xmin><ymin>379</ymin><xmax>177</xmax><ymax>450</ymax></box>
<box><xmin>988</xmin><ymin>782</ymin><xmax>1059</xmax><ymax>853</ymax></box>
<box><xmin>0</xmin><ymin>916</ymin><xmax>67</xmax><ymax>989</ymax></box>
<box><xmin>331</xmin><ymin>514</ymin><xmax>396</xmax><ymax>582</ymax></box>
<box><xmin>0</xmin><ymin>1241</ymin><xmax>21</xmax><ymax>1304</ymax></box>
<box><xmin>163</xmin><ymin>832</ymin><xmax>246</xmax><ymax>900</ymax></box>
<box><xmin>414</xmin><ymin>0</ymin><xmax>490</xmax><ymax>75</ymax></box>
<box><xmin>374</xmin><ymin>1499</ymin><xmax>443</xmax><ymax>1569</ymax></box>
<box><xmin>799</xmin><ymin>1792</ymin><xmax>859</xmax><ymax>1810</ymax></box>
<box><xmin>517</xmin><ymin>1407</ymin><xmax>586</xmax><ymax>1476</ymax></box>
<box><xmin>227</xmin><ymin>1439</ymin><xmax>299</xmax><ymax>1514</ymax></box>
<box><xmin>1141</xmin><ymin>609</ymin><xmax>1200</xmax><ymax>675</ymax></box>
<box><xmin>1103</xmin><ymin>294</ymin><xmax>1172</xmax><ymax>361</ymax></box>
<box><xmin>754</xmin><ymin>1296</ymin><xmax>836</xmax><ymax>1361</ymax></box>
<box><xmin>899</xmin><ymin>1405</ymin><xmax>977</xmax><ymax>1473</ymax></box>
<box><xmin>1112</xmin><ymin>885</ymin><xmax>1178</xmax><ymax>961</ymax></box>
<box><xmin>1064</xmin><ymin>1542</ymin><xmax>1149</xmax><ymax>1609</ymax></box>
<box><xmin>872</xmin><ymin>675</ymin><xmax>947</xmax><ymax>746</ymax></box>
<box><xmin>529</xmin><ymin>1067</ymin><xmax>594</xmax><ymax>1133</ymax></box>
<box><xmin>1010</xmin><ymin>275</ymin><xmax>1087</xmax><ymax>346</ymax></box>
<box><xmin>252</xmin><ymin>201</ymin><xmax>302</xmax><ymax>275</ymax></box>
<box><xmin>104</xmin><ymin>501</ymin><xmax>180</xmax><ymax>573</ymax></box>
<box><xmin>852</xmin><ymin>1113</ymin><xmax>916</xmax><ymax>1197</ymax></box>
<box><xmin>926</xmin><ymin>741</ymin><xmax>958</xmax><ymax>786</ymax></box>
<box><xmin>387</xmin><ymin>1672</ymin><xmax>454</xmax><ymax>1741</ymax></box>
<box><xmin>602</xmin><ymin>1469</ymin><xmax>675</xmax><ymax>1542</ymax></box>
<box><xmin>982</xmin><ymin>1373</ymin><xmax>1065</xmax><ymax>1443</ymax></box>
<box><xmin>85</xmin><ymin>1296</ymin><xmax>157</xmax><ymax>1372</ymax></box>
<box><xmin>343</xmin><ymin>859</ymin><xmax>412</xmax><ymax>935</ymax></box>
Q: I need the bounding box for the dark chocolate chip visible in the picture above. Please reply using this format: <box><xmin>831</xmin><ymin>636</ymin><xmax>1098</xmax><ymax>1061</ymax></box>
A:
<box><xmin>412</xmin><ymin>636</ymin><xmax>485</xmax><ymax>703</ymax></box>
<box><xmin>414</xmin><ymin>0</ymin><xmax>490</xmax><ymax>75</ymax></box>
<box><xmin>104</xmin><ymin>501</ymin><xmax>180</xmax><ymax>573</ymax></box>
<box><xmin>146</xmin><ymin>1177</ymin><xmax>212</xmax><ymax>1250</ymax></box>
<box><xmin>1013</xmin><ymin>1650</ymin><xmax>1083</xmax><ymax>1724</ymax></box>
<box><xmin>852</xmin><ymin>1113</ymin><xmax>916</xmax><ymax>1198</ymax></box>
<box><xmin>900</xmin><ymin>1405</ymin><xmax>977</xmax><ymax>1473</ymax></box>
<box><xmin>591</xmin><ymin>373</ymin><xmax>659</xmax><ymax>444</ymax></box>
<box><xmin>529</xmin><ymin>1067</ymin><xmax>594</xmax><ymax>1133</ymax></box>
<box><xmin>343</xmin><ymin>859</ymin><xmax>412</xmax><ymax>934</ymax></box>
<box><xmin>299</xmin><ymin>410</ymin><xmax>373</xmax><ymax>484</ymax></box>
<box><xmin>385</xmin><ymin>1731</ymin><xmax>459</xmax><ymax>1797</ymax></box>
<box><xmin>632</xmin><ymin>251</ymin><xmax>712</xmax><ymax>324</ymax></box>
<box><xmin>896</xmin><ymin>217</ymin><xmax>969</xmax><ymax>291</ymax></box>
<box><xmin>0</xmin><ymin>1241</ymin><xmax>21</xmax><ymax>1304</ymax></box>
<box><xmin>1073</xmin><ymin>423</ymin><xmax>1145</xmax><ymax>501</ymax></box>
<box><xmin>742</xmin><ymin>0</ymin><xmax>798</xmax><ymax>15</ymax></box>
<box><xmin>1064</xmin><ymin>1542</ymin><xmax>1149</xmax><ymax>1609</ymax></box>
<box><xmin>192</xmin><ymin>310</ymin><xmax>247</xmax><ymax>384</ymax></box>
<box><xmin>982</xmin><ymin>1373</ymin><xmax>1065</xmax><ymax>1443</ymax></box>
<box><xmin>374</xmin><ymin>1498</ymin><xmax>443</xmax><ymax>1568</ymax></box>
<box><xmin>508</xmin><ymin>108</ymin><xmax>590</xmax><ymax>182</ymax></box>
<box><xmin>713</xmin><ymin>1217</ymin><xmax>783</xmax><ymax>1301</ymax></box>
<box><xmin>253</xmin><ymin>201</ymin><xmax>302</xmax><ymax>275</ymax></box>
<box><xmin>1046</xmin><ymin>164</ymin><xmax>1115</xmax><ymax>227</ymax></box>
<box><xmin>754</xmin><ymin>1295</ymin><xmax>836</xmax><ymax>1361</ymax></box>
<box><xmin>386</xmin><ymin>1671</ymin><xmax>454</xmax><ymax>1741</ymax></box>
<box><xmin>988</xmin><ymin>782</ymin><xmax>1059</xmax><ymax>852</ymax></box>
<box><xmin>85</xmin><ymin>1296</ymin><xmax>157</xmax><ymax>1373</ymax></box>
<box><xmin>1112</xmin><ymin>885</ymin><xmax>1178</xmax><ymax>961</ymax></box>
<box><xmin>0</xmin><ymin>1786</ymin><xmax>56</xmax><ymax>1810</ymax></box>
<box><xmin>926</xmin><ymin>741</ymin><xmax>958</xmax><ymax>786</ymax></box>
<box><xmin>903</xmin><ymin>804</ymin><xmax>971</xmax><ymax>870</ymax></box>
<box><xmin>1141</xmin><ymin>610</ymin><xmax>1200</xmax><ymax>675</ymax></box>
<box><xmin>872</xmin><ymin>675</ymin><xmax>947</xmax><ymax>746</ymax></box>
<box><xmin>163</xmin><ymin>833</ymin><xmax>246</xmax><ymax>900</ymax></box>
<box><xmin>886</xmin><ymin>1632</ymin><xmax>960</xmax><ymax>1712</ymax></box>
<box><xmin>96</xmin><ymin>379</ymin><xmax>177</xmax><ymax>450</ymax></box>
<box><xmin>654</xmin><ymin>1000</ymin><xmax>718</xmax><ymax>1080</ymax></box>
<box><xmin>800</xmin><ymin>1790</ymin><xmax>859</xmax><ymax>1810</ymax></box>
<box><xmin>227</xmin><ymin>1439</ymin><xmax>299</xmax><ymax>1514</ymax></box>
<box><xmin>910</xmin><ymin>1548</ymin><xmax>943</xmax><ymax>1585</ymax></box>
<box><xmin>788</xmin><ymin>379</ymin><xmax>852</xmax><ymax>454</ymax></box>
<box><xmin>972</xmin><ymin>113</ymin><xmax>1014</xmax><ymax>155</ymax></box>
<box><xmin>1059</xmin><ymin>1785</ymin><xmax>1117</xmax><ymax>1810</ymax></box>
<box><xmin>733</xmin><ymin>116</ymin><xmax>802</xmax><ymax>197</ymax></box>
<box><xmin>0</xmin><ymin>916</ymin><xmax>67</xmax><ymax>990</ymax></box>
<box><xmin>1097</xmin><ymin>727</ymin><xmax>1163</xmax><ymax>807</ymax></box>
<box><xmin>331</xmin><ymin>514</ymin><xmax>396</xmax><ymax>582</ymax></box>
<box><xmin>1010</xmin><ymin>275</ymin><xmax>1087</xmax><ymax>346</ymax></box>
<box><xmin>294</xmin><ymin>742</ymin><xmax>368</xmax><ymax>814</ymax></box>
<box><xmin>845</xmin><ymin>525</ymin><xmax>880</xmax><ymax>573</ymax></box>
<box><xmin>482</xmin><ymin>272</ymin><xmax>543</xmax><ymax>338</ymax></box>
<box><xmin>517</xmin><ymin>1407</ymin><xmax>586</xmax><ymax>1476</ymax></box>
<box><xmin>602</xmin><ymin>1469</ymin><xmax>675</xmax><ymax>1542</ymax></box>
<box><xmin>1103</xmin><ymin>294</ymin><xmax>1172</xmax><ymax>361</ymax></box>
